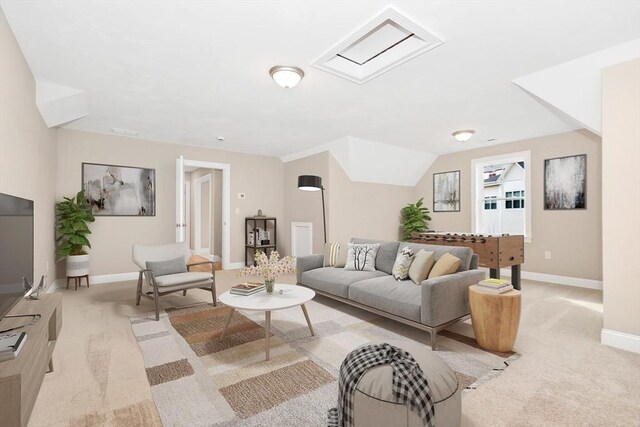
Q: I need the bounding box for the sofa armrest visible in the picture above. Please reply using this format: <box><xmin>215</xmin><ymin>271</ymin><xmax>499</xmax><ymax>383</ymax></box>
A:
<box><xmin>296</xmin><ymin>254</ymin><xmax>324</xmax><ymax>283</ymax></box>
<box><xmin>420</xmin><ymin>269</ymin><xmax>486</xmax><ymax>327</ymax></box>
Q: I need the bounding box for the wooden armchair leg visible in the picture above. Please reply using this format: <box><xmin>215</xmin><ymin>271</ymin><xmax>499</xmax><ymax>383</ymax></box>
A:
<box><xmin>211</xmin><ymin>281</ymin><xmax>217</xmax><ymax>306</ymax></box>
<box><xmin>136</xmin><ymin>273</ymin><xmax>143</xmax><ymax>306</ymax></box>
<box><xmin>183</xmin><ymin>290</ymin><xmax>187</xmax><ymax>296</ymax></box>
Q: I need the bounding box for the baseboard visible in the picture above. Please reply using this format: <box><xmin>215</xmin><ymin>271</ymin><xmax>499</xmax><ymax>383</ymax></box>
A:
<box><xmin>225</xmin><ymin>262</ymin><xmax>245</xmax><ymax>270</ymax></box>
<box><xmin>601</xmin><ymin>329</ymin><xmax>640</xmax><ymax>353</ymax></box>
<box><xmin>46</xmin><ymin>272</ymin><xmax>138</xmax><ymax>292</ymax></box>
<box><xmin>480</xmin><ymin>267</ymin><xmax>602</xmax><ymax>290</ymax></box>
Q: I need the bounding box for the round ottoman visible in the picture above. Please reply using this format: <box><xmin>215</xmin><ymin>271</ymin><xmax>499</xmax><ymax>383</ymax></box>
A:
<box><xmin>353</xmin><ymin>341</ymin><xmax>461</xmax><ymax>427</ymax></box>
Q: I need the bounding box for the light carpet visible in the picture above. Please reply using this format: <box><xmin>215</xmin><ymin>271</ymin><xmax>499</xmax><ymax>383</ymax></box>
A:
<box><xmin>131</xmin><ymin>298</ymin><xmax>518</xmax><ymax>426</ymax></box>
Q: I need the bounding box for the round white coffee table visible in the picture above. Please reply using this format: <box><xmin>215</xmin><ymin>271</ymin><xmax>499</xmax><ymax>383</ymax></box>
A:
<box><xmin>218</xmin><ymin>284</ymin><xmax>316</xmax><ymax>360</ymax></box>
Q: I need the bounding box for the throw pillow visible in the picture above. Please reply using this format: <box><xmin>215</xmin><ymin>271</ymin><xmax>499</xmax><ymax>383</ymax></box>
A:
<box><xmin>408</xmin><ymin>250</ymin><xmax>436</xmax><ymax>285</ymax></box>
<box><xmin>146</xmin><ymin>256</ymin><xmax>187</xmax><ymax>277</ymax></box>
<box><xmin>428</xmin><ymin>252</ymin><xmax>461</xmax><ymax>279</ymax></box>
<box><xmin>323</xmin><ymin>243</ymin><xmax>340</xmax><ymax>267</ymax></box>
<box><xmin>344</xmin><ymin>243</ymin><xmax>380</xmax><ymax>272</ymax></box>
<box><xmin>392</xmin><ymin>246</ymin><xmax>415</xmax><ymax>281</ymax></box>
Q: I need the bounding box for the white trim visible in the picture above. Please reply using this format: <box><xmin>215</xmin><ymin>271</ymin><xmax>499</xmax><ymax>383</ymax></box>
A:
<box><xmin>601</xmin><ymin>329</ymin><xmax>640</xmax><ymax>353</ymax></box>
<box><xmin>184</xmin><ymin>180</ymin><xmax>191</xmax><ymax>248</ymax></box>
<box><xmin>175</xmin><ymin>156</ymin><xmax>185</xmax><ymax>242</ymax></box>
<box><xmin>481</xmin><ymin>267</ymin><xmax>603</xmax><ymax>290</ymax></box>
<box><xmin>194</xmin><ymin>173</ymin><xmax>212</xmax><ymax>256</ymax></box>
<box><xmin>47</xmin><ymin>272</ymin><xmax>139</xmax><ymax>292</ymax></box>
<box><xmin>471</xmin><ymin>151</ymin><xmax>532</xmax><ymax>242</ymax></box>
<box><xmin>291</xmin><ymin>222</ymin><xmax>313</xmax><ymax>257</ymax></box>
<box><xmin>179</xmin><ymin>159</ymin><xmax>232</xmax><ymax>270</ymax></box>
<box><xmin>226</xmin><ymin>262</ymin><xmax>245</xmax><ymax>270</ymax></box>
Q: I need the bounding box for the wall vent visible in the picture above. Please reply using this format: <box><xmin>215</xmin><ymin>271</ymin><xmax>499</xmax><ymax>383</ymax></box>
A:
<box><xmin>312</xmin><ymin>7</ymin><xmax>444</xmax><ymax>84</ymax></box>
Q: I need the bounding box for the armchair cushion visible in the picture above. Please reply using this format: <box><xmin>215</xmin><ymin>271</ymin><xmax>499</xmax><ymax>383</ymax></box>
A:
<box><xmin>154</xmin><ymin>272</ymin><xmax>212</xmax><ymax>287</ymax></box>
<box><xmin>146</xmin><ymin>257</ymin><xmax>187</xmax><ymax>277</ymax></box>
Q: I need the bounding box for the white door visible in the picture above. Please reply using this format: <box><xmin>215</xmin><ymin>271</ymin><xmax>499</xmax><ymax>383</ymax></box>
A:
<box><xmin>184</xmin><ymin>180</ymin><xmax>191</xmax><ymax>248</ymax></box>
<box><xmin>175</xmin><ymin>156</ymin><xmax>186</xmax><ymax>242</ymax></box>
<box><xmin>194</xmin><ymin>174</ymin><xmax>212</xmax><ymax>256</ymax></box>
<box><xmin>291</xmin><ymin>222</ymin><xmax>313</xmax><ymax>257</ymax></box>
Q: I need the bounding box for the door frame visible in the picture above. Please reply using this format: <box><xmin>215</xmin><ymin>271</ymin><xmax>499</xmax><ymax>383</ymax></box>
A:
<box><xmin>176</xmin><ymin>158</ymin><xmax>232</xmax><ymax>269</ymax></box>
<box><xmin>194</xmin><ymin>174</ymin><xmax>212</xmax><ymax>256</ymax></box>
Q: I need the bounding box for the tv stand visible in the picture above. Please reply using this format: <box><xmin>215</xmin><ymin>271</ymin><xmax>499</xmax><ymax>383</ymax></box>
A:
<box><xmin>0</xmin><ymin>294</ymin><xmax>62</xmax><ymax>426</ymax></box>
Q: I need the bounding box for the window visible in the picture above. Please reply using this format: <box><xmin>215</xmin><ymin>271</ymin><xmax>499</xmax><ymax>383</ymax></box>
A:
<box><xmin>471</xmin><ymin>151</ymin><xmax>531</xmax><ymax>240</ymax></box>
<box><xmin>505</xmin><ymin>190</ymin><xmax>525</xmax><ymax>209</ymax></box>
<box><xmin>484</xmin><ymin>196</ymin><xmax>497</xmax><ymax>210</ymax></box>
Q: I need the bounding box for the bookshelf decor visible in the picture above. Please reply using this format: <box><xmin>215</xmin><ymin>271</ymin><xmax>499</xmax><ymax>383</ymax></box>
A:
<box><xmin>245</xmin><ymin>216</ymin><xmax>277</xmax><ymax>266</ymax></box>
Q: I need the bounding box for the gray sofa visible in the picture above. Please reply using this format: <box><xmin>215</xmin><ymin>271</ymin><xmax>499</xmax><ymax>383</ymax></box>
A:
<box><xmin>296</xmin><ymin>238</ymin><xmax>486</xmax><ymax>350</ymax></box>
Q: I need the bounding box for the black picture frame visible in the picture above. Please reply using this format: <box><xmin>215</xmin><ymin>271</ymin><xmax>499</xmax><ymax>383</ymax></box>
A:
<box><xmin>543</xmin><ymin>154</ymin><xmax>587</xmax><ymax>210</ymax></box>
<box><xmin>81</xmin><ymin>162</ymin><xmax>156</xmax><ymax>216</ymax></box>
<box><xmin>433</xmin><ymin>170</ymin><xmax>461</xmax><ymax>212</ymax></box>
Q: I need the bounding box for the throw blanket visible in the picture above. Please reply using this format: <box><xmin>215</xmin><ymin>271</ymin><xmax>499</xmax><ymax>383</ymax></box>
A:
<box><xmin>327</xmin><ymin>343</ymin><xmax>435</xmax><ymax>427</ymax></box>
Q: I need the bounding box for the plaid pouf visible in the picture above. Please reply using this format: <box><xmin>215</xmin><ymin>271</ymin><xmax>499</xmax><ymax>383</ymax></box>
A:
<box><xmin>327</xmin><ymin>343</ymin><xmax>435</xmax><ymax>427</ymax></box>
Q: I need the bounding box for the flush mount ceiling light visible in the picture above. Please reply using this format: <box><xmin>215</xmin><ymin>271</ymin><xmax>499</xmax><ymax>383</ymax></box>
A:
<box><xmin>452</xmin><ymin>130</ymin><xmax>475</xmax><ymax>142</ymax></box>
<box><xmin>269</xmin><ymin>66</ymin><xmax>305</xmax><ymax>88</ymax></box>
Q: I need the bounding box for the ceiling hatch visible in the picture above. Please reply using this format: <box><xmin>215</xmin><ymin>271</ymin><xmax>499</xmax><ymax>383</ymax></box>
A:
<box><xmin>312</xmin><ymin>7</ymin><xmax>444</xmax><ymax>84</ymax></box>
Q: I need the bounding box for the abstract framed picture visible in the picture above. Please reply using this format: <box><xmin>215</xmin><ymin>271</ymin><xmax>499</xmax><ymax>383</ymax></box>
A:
<box><xmin>82</xmin><ymin>163</ymin><xmax>156</xmax><ymax>216</ymax></box>
<box><xmin>544</xmin><ymin>154</ymin><xmax>586</xmax><ymax>210</ymax></box>
<box><xmin>433</xmin><ymin>170</ymin><xmax>461</xmax><ymax>212</ymax></box>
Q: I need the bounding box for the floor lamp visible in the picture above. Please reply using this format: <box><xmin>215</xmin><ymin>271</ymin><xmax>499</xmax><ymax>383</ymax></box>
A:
<box><xmin>297</xmin><ymin>175</ymin><xmax>327</xmax><ymax>244</ymax></box>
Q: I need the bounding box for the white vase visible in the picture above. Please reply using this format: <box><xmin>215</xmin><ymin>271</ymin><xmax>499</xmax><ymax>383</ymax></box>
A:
<box><xmin>66</xmin><ymin>254</ymin><xmax>90</xmax><ymax>277</ymax></box>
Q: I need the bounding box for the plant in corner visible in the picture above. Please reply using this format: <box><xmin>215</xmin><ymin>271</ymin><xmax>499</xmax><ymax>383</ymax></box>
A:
<box><xmin>400</xmin><ymin>197</ymin><xmax>432</xmax><ymax>241</ymax></box>
<box><xmin>56</xmin><ymin>190</ymin><xmax>95</xmax><ymax>278</ymax></box>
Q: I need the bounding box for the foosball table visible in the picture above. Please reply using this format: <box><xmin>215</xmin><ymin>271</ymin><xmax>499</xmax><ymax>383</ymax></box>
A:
<box><xmin>411</xmin><ymin>232</ymin><xmax>524</xmax><ymax>290</ymax></box>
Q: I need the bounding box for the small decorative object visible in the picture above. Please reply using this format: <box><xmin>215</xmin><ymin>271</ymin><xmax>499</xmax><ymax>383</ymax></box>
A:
<box><xmin>400</xmin><ymin>197</ymin><xmax>432</xmax><ymax>241</ymax></box>
<box><xmin>238</xmin><ymin>251</ymin><xmax>295</xmax><ymax>295</ymax></box>
<box><xmin>544</xmin><ymin>154</ymin><xmax>586</xmax><ymax>210</ymax></box>
<box><xmin>433</xmin><ymin>170</ymin><xmax>460</xmax><ymax>212</ymax></box>
<box><xmin>257</xmin><ymin>209</ymin><xmax>263</xmax><ymax>217</ymax></box>
<box><xmin>55</xmin><ymin>190</ymin><xmax>95</xmax><ymax>277</ymax></box>
<box><xmin>82</xmin><ymin>162</ymin><xmax>156</xmax><ymax>216</ymax></box>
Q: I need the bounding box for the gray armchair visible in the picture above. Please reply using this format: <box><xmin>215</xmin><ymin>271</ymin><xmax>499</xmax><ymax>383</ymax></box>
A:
<box><xmin>132</xmin><ymin>242</ymin><xmax>216</xmax><ymax>320</ymax></box>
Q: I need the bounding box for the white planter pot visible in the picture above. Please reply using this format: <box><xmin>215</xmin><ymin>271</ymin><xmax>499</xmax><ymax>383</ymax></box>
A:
<box><xmin>66</xmin><ymin>254</ymin><xmax>90</xmax><ymax>277</ymax></box>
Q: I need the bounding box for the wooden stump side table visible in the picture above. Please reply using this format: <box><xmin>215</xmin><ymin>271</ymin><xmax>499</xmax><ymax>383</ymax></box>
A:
<box><xmin>469</xmin><ymin>285</ymin><xmax>521</xmax><ymax>352</ymax></box>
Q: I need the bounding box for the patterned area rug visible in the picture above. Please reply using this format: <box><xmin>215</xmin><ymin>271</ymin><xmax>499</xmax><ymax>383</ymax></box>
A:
<box><xmin>130</xmin><ymin>296</ymin><xmax>519</xmax><ymax>426</ymax></box>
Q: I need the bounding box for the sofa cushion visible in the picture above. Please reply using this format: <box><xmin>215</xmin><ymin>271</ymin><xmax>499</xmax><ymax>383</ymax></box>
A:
<box><xmin>408</xmin><ymin>250</ymin><xmax>435</xmax><ymax>285</ymax></box>
<box><xmin>301</xmin><ymin>268</ymin><xmax>387</xmax><ymax>298</ymax></box>
<box><xmin>428</xmin><ymin>252</ymin><xmax>461</xmax><ymax>279</ymax></box>
<box><xmin>323</xmin><ymin>242</ymin><xmax>347</xmax><ymax>268</ymax></box>
<box><xmin>154</xmin><ymin>272</ymin><xmax>211</xmax><ymax>287</ymax></box>
<box><xmin>351</xmin><ymin>238</ymin><xmax>401</xmax><ymax>275</ymax></box>
<box><xmin>348</xmin><ymin>276</ymin><xmax>421</xmax><ymax>322</ymax></box>
<box><xmin>398</xmin><ymin>242</ymin><xmax>473</xmax><ymax>272</ymax></box>
<box><xmin>345</xmin><ymin>243</ymin><xmax>380</xmax><ymax>272</ymax></box>
<box><xmin>391</xmin><ymin>246</ymin><xmax>415</xmax><ymax>281</ymax></box>
<box><xmin>146</xmin><ymin>256</ymin><xmax>187</xmax><ymax>277</ymax></box>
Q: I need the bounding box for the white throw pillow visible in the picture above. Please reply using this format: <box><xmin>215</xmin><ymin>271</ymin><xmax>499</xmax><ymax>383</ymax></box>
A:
<box><xmin>392</xmin><ymin>246</ymin><xmax>415</xmax><ymax>280</ymax></box>
<box><xmin>344</xmin><ymin>243</ymin><xmax>380</xmax><ymax>272</ymax></box>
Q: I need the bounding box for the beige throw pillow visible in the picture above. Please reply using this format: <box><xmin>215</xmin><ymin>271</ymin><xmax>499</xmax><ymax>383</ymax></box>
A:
<box><xmin>428</xmin><ymin>252</ymin><xmax>461</xmax><ymax>279</ymax></box>
<box><xmin>408</xmin><ymin>250</ymin><xmax>436</xmax><ymax>285</ymax></box>
<box><xmin>323</xmin><ymin>243</ymin><xmax>347</xmax><ymax>268</ymax></box>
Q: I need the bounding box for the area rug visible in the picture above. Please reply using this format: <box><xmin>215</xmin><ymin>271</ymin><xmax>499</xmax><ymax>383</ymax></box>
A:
<box><xmin>130</xmin><ymin>297</ymin><xmax>519</xmax><ymax>426</ymax></box>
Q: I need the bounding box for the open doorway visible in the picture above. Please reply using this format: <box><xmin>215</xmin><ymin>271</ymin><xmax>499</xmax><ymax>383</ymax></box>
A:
<box><xmin>176</xmin><ymin>157</ymin><xmax>231</xmax><ymax>269</ymax></box>
<box><xmin>184</xmin><ymin>167</ymin><xmax>222</xmax><ymax>263</ymax></box>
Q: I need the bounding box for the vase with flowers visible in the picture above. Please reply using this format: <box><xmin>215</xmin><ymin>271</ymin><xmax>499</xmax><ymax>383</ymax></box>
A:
<box><xmin>238</xmin><ymin>250</ymin><xmax>295</xmax><ymax>294</ymax></box>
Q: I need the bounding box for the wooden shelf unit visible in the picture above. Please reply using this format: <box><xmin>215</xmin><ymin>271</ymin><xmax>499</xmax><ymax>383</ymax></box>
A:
<box><xmin>0</xmin><ymin>294</ymin><xmax>62</xmax><ymax>427</ymax></box>
<box><xmin>245</xmin><ymin>216</ymin><xmax>277</xmax><ymax>266</ymax></box>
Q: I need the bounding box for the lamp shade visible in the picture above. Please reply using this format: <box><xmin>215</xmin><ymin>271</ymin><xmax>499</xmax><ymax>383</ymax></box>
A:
<box><xmin>297</xmin><ymin>175</ymin><xmax>322</xmax><ymax>191</ymax></box>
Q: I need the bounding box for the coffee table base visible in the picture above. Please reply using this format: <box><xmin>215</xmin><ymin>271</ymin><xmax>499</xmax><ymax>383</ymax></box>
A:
<box><xmin>219</xmin><ymin>304</ymin><xmax>314</xmax><ymax>361</ymax></box>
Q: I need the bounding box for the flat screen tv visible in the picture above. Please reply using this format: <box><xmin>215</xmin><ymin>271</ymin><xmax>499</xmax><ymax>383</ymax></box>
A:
<box><xmin>0</xmin><ymin>193</ymin><xmax>33</xmax><ymax>321</ymax></box>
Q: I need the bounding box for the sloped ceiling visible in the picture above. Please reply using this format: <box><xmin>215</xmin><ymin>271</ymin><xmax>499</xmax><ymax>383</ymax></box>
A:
<box><xmin>1</xmin><ymin>1</ymin><xmax>639</xmax><ymax>160</ymax></box>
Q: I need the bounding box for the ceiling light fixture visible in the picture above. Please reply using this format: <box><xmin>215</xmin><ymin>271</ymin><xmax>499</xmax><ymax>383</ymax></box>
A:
<box><xmin>452</xmin><ymin>130</ymin><xmax>475</xmax><ymax>142</ymax></box>
<box><xmin>269</xmin><ymin>66</ymin><xmax>304</xmax><ymax>88</ymax></box>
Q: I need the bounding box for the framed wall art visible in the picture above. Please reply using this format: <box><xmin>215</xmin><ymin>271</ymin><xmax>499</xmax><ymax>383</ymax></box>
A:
<box><xmin>433</xmin><ymin>170</ymin><xmax>460</xmax><ymax>212</ymax></box>
<box><xmin>82</xmin><ymin>162</ymin><xmax>156</xmax><ymax>216</ymax></box>
<box><xmin>544</xmin><ymin>154</ymin><xmax>586</xmax><ymax>210</ymax></box>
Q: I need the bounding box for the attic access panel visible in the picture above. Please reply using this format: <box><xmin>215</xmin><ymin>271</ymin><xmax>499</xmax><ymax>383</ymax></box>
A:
<box><xmin>312</xmin><ymin>7</ymin><xmax>444</xmax><ymax>84</ymax></box>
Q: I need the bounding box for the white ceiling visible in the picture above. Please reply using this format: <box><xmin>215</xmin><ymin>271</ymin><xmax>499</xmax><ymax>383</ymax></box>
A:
<box><xmin>2</xmin><ymin>1</ymin><xmax>639</xmax><ymax>158</ymax></box>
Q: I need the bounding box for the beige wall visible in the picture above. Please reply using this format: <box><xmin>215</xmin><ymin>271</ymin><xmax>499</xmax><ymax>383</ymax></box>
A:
<box><xmin>283</xmin><ymin>152</ymin><xmax>330</xmax><ymax>255</ymax></box>
<box><xmin>414</xmin><ymin>130</ymin><xmax>602</xmax><ymax>281</ymax></box>
<box><xmin>56</xmin><ymin>128</ymin><xmax>284</xmax><ymax>275</ymax></box>
<box><xmin>328</xmin><ymin>154</ymin><xmax>412</xmax><ymax>244</ymax></box>
<box><xmin>602</xmin><ymin>58</ymin><xmax>640</xmax><ymax>337</ymax></box>
<box><xmin>0</xmin><ymin>9</ymin><xmax>57</xmax><ymax>287</ymax></box>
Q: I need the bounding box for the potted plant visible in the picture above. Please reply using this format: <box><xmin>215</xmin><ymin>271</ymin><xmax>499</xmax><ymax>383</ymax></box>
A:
<box><xmin>56</xmin><ymin>190</ymin><xmax>95</xmax><ymax>277</ymax></box>
<box><xmin>400</xmin><ymin>197</ymin><xmax>432</xmax><ymax>241</ymax></box>
<box><xmin>238</xmin><ymin>251</ymin><xmax>295</xmax><ymax>294</ymax></box>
